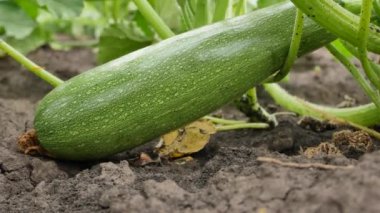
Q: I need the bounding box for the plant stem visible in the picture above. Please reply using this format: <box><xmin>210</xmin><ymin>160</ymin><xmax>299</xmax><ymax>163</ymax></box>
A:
<box><xmin>0</xmin><ymin>39</ymin><xmax>63</xmax><ymax>87</ymax></box>
<box><xmin>194</xmin><ymin>0</ymin><xmax>212</xmax><ymax>27</ymax></box>
<box><xmin>265</xmin><ymin>84</ymin><xmax>380</xmax><ymax>139</ymax></box>
<box><xmin>290</xmin><ymin>0</ymin><xmax>380</xmax><ymax>54</ymax></box>
<box><xmin>132</xmin><ymin>0</ymin><xmax>175</xmax><ymax>39</ymax></box>
<box><xmin>234</xmin><ymin>0</ymin><xmax>247</xmax><ymax>16</ymax></box>
<box><xmin>357</xmin><ymin>0</ymin><xmax>380</xmax><ymax>90</ymax></box>
<box><xmin>204</xmin><ymin>116</ymin><xmax>248</xmax><ymax>125</ymax></box>
<box><xmin>342</xmin><ymin>41</ymin><xmax>380</xmax><ymax>79</ymax></box>
<box><xmin>264</xmin><ymin>83</ymin><xmax>380</xmax><ymax>127</ymax></box>
<box><xmin>178</xmin><ymin>0</ymin><xmax>195</xmax><ymax>30</ymax></box>
<box><xmin>271</xmin><ymin>9</ymin><xmax>304</xmax><ymax>82</ymax></box>
<box><xmin>326</xmin><ymin>43</ymin><xmax>380</xmax><ymax>109</ymax></box>
<box><xmin>216</xmin><ymin>123</ymin><xmax>269</xmax><ymax>131</ymax></box>
<box><xmin>244</xmin><ymin>88</ymin><xmax>278</xmax><ymax>126</ymax></box>
<box><xmin>213</xmin><ymin>0</ymin><xmax>231</xmax><ymax>22</ymax></box>
<box><xmin>337</xmin><ymin>0</ymin><xmax>363</xmax><ymax>14</ymax></box>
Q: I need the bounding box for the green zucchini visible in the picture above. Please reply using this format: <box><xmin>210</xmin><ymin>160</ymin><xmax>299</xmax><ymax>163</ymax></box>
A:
<box><xmin>34</xmin><ymin>3</ymin><xmax>335</xmax><ymax>161</ymax></box>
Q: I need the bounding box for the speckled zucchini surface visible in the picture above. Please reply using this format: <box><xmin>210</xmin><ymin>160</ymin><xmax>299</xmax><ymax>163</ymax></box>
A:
<box><xmin>34</xmin><ymin>3</ymin><xmax>335</xmax><ymax>160</ymax></box>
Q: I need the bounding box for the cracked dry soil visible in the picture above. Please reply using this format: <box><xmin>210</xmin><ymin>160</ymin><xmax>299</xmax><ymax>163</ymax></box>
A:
<box><xmin>1</xmin><ymin>47</ymin><xmax>380</xmax><ymax>213</ymax></box>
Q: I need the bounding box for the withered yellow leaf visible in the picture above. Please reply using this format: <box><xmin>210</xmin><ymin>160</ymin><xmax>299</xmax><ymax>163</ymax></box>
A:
<box><xmin>156</xmin><ymin>119</ymin><xmax>216</xmax><ymax>158</ymax></box>
<box><xmin>161</xmin><ymin>130</ymin><xmax>180</xmax><ymax>146</ymax></box>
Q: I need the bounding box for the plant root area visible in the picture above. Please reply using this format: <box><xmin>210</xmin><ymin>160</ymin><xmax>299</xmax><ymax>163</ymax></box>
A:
<box><xmin>1</xmin><ymin>47</ymin><xmax>380</xmax><ymax>213</ymax></box>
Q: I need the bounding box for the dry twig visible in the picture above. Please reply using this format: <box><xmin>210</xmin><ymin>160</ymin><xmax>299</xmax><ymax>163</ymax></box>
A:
<box><xmin>257</xmin><ymin>157</ymin><xmax>354</xmax><ymax>170</ymax></box>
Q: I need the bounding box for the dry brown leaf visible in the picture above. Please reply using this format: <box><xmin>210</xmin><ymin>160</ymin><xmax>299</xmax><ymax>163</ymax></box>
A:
<box><xmin>332</xmin><ymin>130</ymin><xmax>374</xmax><ymax>158</ymax></box>
<box><xmin>303</xmin><ymin>130</ymin><xmax>374</xmax><ymax>159</ymax></box>
<box><xmin>303</xmin><ymin>142</ymin><xmax>342</xmax><ymax>158</ymax></box>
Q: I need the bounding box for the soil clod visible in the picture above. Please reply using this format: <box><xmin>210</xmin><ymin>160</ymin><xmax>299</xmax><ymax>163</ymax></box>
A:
<box><xmin>297</xmin><ymin>116</ymin><xmax>337</xmax><ymax>132</ymax></box>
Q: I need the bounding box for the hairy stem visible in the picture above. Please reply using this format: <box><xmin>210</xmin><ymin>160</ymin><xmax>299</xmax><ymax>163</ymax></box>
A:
<box><xmin>291</xmin><ymin>0</ymin><xmax>380</xmax><ymax>53</ymax></box>
<box><xmin>216</xmin><ymin>123</ymin><xmax>269</xmax><ymax>131</ymax></box>
<box><xmin>357</xmin><ymin>0</ymin><xmax>380</xmax><ymax>90</ymax></box>
<box><xmin>271</xmin><ymin>9</ymin><xmax>304</xmax><ymax>82</ymax></box>
<box><xmin>326</xmin><ymin>43</ymin><xmax>380</xmax><ymax>109</ymax></box>
<box><xmin>204</xmin><ymin>116</ymin><xmax>248</xmax><ymax>125</ymax></box>
<box><xmin>0</xmin><ymin>39</ymin><xmax>63</xmax><ymax>87</ymax></box>
<box><xmin>342</xmin><ymin>41</ymin><xmax>380</xmax><ymax>79</ymax></box>
<box><xmin>264</xmin><ymin>83</ymin><xmax>380</xmax><ymax>127</ymax></box>
<box><xmin>132</xmin><ymin>0</ymin><xmax>175</xmax><ymax>39</ymax></box>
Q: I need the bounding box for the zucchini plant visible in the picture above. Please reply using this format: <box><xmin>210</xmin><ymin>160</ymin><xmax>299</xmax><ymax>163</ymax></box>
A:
<box><xmin>0</xmin><ymin>0</ymin><xmax>379</xmax><ymax>161</ymax></box>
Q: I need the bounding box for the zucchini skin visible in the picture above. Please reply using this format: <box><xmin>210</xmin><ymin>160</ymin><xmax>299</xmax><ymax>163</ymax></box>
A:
<box><xmin>34</xmin><ymin>3</ymin><xmax>335</xmax><ymax>161</ymax></box>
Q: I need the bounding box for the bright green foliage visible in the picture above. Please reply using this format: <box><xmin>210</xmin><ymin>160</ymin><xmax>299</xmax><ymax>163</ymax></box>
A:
<box><xmin>37</xmin><ymin>0</ymin><xmax>84</xmax><ymax>19</ymax></box>
<box><xmin>0</xmin><ymin>1</ymin><xmax>36</xmax><ymax>39</ymax></box>
<box><xmin>0</xmin><ymin>0</ymin><xmax>291</xmax><ymax>60</ymax></box>
<box><xmin>0</xmin><ymin>0</ymin><xmax>87</xmax><ymax>54</ymax></box>
<box><xmin>257</xmin><ymin>0</ymin><xmax>287</xmax><ymax>8</ymax></box>
<box><xmin>177</xmin><ymin>0</ymin><xmax>196</xmax><ymax>30</ymax></box>
<box><xmin>149</xmin><ymin>0</ymin><xmax>183</xmax><ymax>32</ymax></box>
<box><xmin>3</xmin><ymin>28</ymin><xmax>48</xmax><ymax>57</ymax></box>
<box><xmin>14</xmin><ymin>0</ymin><xmax>40</xmax><ymax>19</ymax></box>
<box><xmin>97</xmin><ymin>24</ymin><xmax>151</xmax><ymax>64</ymax></box>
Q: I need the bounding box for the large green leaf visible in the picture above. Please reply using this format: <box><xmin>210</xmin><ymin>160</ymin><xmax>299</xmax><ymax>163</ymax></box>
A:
<box><xmin>97</xmin><ymin>24</ymin><xmax>151</xmax><ymax>64</ymax></box>
<box><xmin>133</xmin><ymin>11</ymin><xmax>155</xmax><ymax>39</ymax></box>
<box><xmin>37</xmin><ymin>0</ymin><xmax>84</xmax><ymax>19</ymax></box>
<box><xmin>0</xmin><ymin>1</ymin><xmax>36</xmax><ymax>39</ymax></box>
<box><xmin>14</xmin><ymin>0</ymin><xmax>40</xmax><ymax>19</ymax></box>
<box><xmin>149</xmin><ymin>0</ymin><xmax>183</xmax><ymax>32</ymax></box>
<box><xmin>4</xmin><ymin>27</ymin><xmax>48</xmax><ymax>55</ymax></box>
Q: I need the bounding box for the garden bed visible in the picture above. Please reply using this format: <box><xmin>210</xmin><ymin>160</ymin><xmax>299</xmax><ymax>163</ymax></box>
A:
<box><xmin>1</xmin><ymin>47</ymin><xmax>379</xmax><ymax>213</ymax></box>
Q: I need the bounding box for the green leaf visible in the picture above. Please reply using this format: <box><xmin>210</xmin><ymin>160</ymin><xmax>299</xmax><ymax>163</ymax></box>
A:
<box><xmin>6</xmin><ymin>27</ymin><xmax>48</xmax><ymax>54</ymax></box>
<box><xmin>149</xmin><ymin>0</ymin><xmax>183</xmax><ymax>32</ymax></box>
<box><xmin>14</xmin><ymin>0</ymin><xmax>40</xmax><ymax>19</ymax></box>
<box><xmin>97</xmin><ymin>24</ymin><xmax>152</xmax><ymax>64</ymax></box>
<box><xmin>257</xmin><ymin>0</ymin><xmax>286</xmax><ymax>8</ymax></box>
<box><xmin>37</xmin><ymin>0</ymin><xmax>84</xmax><ymax>19</ymax></box>
<box><xmin>133</xmin><ymin>11</ymin><xmax>155</xmax><ymax>39</ymax></box>
<box><xmin>177</xmin><ymin>0</ymin><xmax>195</xmax><ymax>30</ymax></box>
<box><xmin>0</xmin><ymin>1</ymin><xmax>36</xmax><ymax>39</ymax></box>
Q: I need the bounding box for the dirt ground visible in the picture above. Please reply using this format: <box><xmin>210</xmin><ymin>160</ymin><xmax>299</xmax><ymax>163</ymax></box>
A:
<box><xmin>1</xmin><ymin>47</ymin><xmax>380</xmax><ymax>213</ymax></box>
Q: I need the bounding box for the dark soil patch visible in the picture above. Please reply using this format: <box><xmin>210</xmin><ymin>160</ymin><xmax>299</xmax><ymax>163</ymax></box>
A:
<box><xmin>1</xmin><ymin>48</ymin><xmax>380</xmax><ymax>213</ymax></box>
